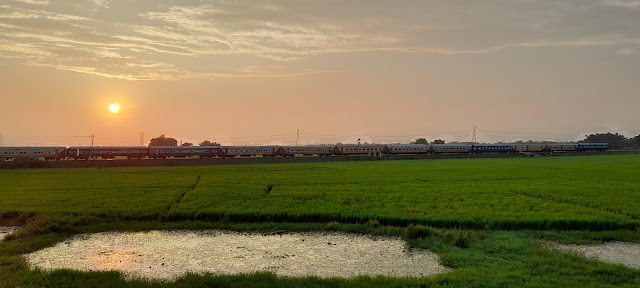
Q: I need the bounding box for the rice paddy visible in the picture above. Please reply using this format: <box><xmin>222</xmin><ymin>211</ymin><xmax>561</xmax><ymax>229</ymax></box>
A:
<box><xmin>1</xmin><ymin>155</ymin><xmax>640</xmax><ymax>287</ymax></box>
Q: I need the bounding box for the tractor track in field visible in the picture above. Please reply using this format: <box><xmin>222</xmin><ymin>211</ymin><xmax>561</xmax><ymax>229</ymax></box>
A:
<box><xmin>511</xmin><ymin>190</ymin><xmax>638</xmax><ymax>220</ymax></box>
<box><xmin>166</xmin><ymin>175</ymin><xmax>200</xmax><ymax>213</ymax></box>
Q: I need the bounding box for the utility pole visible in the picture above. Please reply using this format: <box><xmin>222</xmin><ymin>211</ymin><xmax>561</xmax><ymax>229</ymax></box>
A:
<box><xmin>472</xmin><ymin>126</ymin><xmax>477</xmax><ymax>144</ymax></box>
<box><xmin>139</xmin><ymin>132</ymin><xmax>144</xmax><ymax>146</ymax></box>
<box><xmin>73</xmin><ymin>134</ymin><xmax>95</xmax><ymax>146</ymax></box>
<box><xmin>72</xmin><ymin>134</ymin><xmax>94</xmax><ymax>159</ymax></box>
<box><xmin>0</xmin><ymin>134</ymin><xmax>4</xmax><ymax>147</ymax></box>
<box><xmin>296</xmin><ymin>129</ymin><xmax>300</xmax><ymax>146</ymax></box>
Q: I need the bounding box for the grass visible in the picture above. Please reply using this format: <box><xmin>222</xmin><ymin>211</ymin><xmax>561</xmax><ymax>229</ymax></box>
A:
<box><xmin>1</xmin><ymin>218</ymin><xmax>639</xmax><ymax>287</ymax></box>
<box><xmin>1</xmin><ymin>155</ymin><xmax>640</xmax><ymax>287</ymax></box>
<box><xmin>2</xmin><ymin>155</ymin><xmax>640</xmax><ymax>229</ymax></box>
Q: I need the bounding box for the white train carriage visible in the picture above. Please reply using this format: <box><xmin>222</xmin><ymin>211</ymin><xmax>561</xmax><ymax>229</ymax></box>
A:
<box><xmin>383</xmin><ymin>144</ymin><xmax>428</xmax><ymax>155</ymax></box>
<box><xmin>513</xmin><ymin>144</ymin><xmax>546</xmax><ymax>152</ymax></box>
<box><xmin>547</xmin><ymin>143</ymin><xmax>578</xmax><ymax>152</ymax></box>
<box><xmin>284</xmin><ymin>145</ymin><xmax>333</xmax><ymax>156</ymax></box>
<box><xmin>334</xmin><ymin>144</ymin><xmax>386</xmax><ymax>156</ymax></box>
<box><xmin>0</xmin><ymin>147</ymin><xmax>67</xmax><ymax>160</ymax></box>
<box><xmin>431</xmin><ymin>144</ymin><xmax>472</xmax><ymax>154</ymax></box>
<box><xmin>219</xmin><ymin>146</ymin><xmax>281</xmax><ymax>157</ymax></box>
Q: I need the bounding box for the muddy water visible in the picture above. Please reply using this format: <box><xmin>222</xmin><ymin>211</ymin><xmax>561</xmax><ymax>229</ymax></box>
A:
<box><xmin>554</xmin><ymin>242</ymin><xmax>640</xmax><ymax>269</ymax></box>
<box><xmin>25</xmin><ymin>230</ymin><xmax>450</xmax><ymax>280</ymax></box>
<box><xmin>0</xmin><ymin>226</ymin><xmax>19</xmax><ymax>240</ymax></box>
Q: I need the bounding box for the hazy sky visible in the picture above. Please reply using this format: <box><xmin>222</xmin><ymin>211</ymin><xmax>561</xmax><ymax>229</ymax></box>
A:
<box><xmin>1</xmin><ymin>0</ymin><xmax>639</xmax><ymax>146</ymax></box>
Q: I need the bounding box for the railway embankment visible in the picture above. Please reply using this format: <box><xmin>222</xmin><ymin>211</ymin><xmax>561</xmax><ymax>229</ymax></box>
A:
<box><xmin>1</xmin><ymin>150</ymin><xmax>638</xmax><ymax>169</ymax></box>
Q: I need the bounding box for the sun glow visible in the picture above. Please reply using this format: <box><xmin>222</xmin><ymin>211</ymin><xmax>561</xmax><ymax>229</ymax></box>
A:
<box><xmin>109</xmin><ymin>103</ymin><xmax>120</xmax><ymax>113</ymax></box>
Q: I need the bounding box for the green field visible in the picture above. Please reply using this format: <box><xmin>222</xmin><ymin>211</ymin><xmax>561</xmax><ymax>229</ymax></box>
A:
<box><xmin>2</xmin><ymin>155</ymin><xmax>640</xmax><ymax>229</ymax></box>
<box><xmin>1</xmin><ymin>155</ymin><xmax>640</xmax><ymax>287</ymax></box>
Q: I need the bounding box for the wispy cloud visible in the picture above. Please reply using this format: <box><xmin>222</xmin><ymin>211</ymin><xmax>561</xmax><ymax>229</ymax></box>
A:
<box><xmin>618</xmin><ymin>47</ymin><xmax>640</xmax><ymax>54</ymax></box>
<box><xmin>601</xmin><ymin>0</ymin><xmax>640</xmax><ymax>8</ymax></box>
<box><xmin>90</xmin><ymin>0</ymin><xmax>109</xmax><ymax>9</ymax></box>
<box><xmin>9</xmin><ymin>0</ymin><xmax>50</xmax><ymax>5</ymax></box>
<box><xmin>1</xmin><ymin>1</ymin><xmax>639</xmax><ymax>81</ymax></box>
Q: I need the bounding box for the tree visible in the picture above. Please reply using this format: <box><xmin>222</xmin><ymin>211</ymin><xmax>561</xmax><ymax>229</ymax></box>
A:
<box><xmin>625</xmin><ymin>135</ymin><xmax>640</xmax><ymax>150</ymax></box>
<box><xmin>181</xmin><ymin>142</ymin><xmax>193</xmax><ymax>146</ymax></box>
<box><xmin>432</xmin><ymin>139</ymin><xmax>445</xmax><ymax>144</ymax></box>
<box><xmin>580</xmin><ymin>133</ymin><xmax>626</xmax><ymax>149</ymax></box>
<box><xmin>149</xmin><ymin>135</ymin><xmax>177</xmax><ymax>146</ymax></box>
<box><xmin>411</xmin><ymin>138</ymin><xmax>428</xmax><ymax>145</ymax></box>
<box><xmin>199</xmin><ymin>140</ymin><xmax>220</xmax><ymax>146</ymax></box>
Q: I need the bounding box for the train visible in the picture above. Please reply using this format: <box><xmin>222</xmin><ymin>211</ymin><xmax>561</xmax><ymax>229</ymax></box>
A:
<box><xmin>0</xmin><ymin>143</ymin><xmax>609</xmax><ymax>161</ymax></box>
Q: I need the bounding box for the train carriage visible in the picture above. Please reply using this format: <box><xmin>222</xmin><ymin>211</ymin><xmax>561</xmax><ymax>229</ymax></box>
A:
<box><xmin>431</xmin><ymin>144</ymin><xmax>472</xmax><ymax>154</ymax></box>
<box><xmin>472</xmin><ymin>144</ymin><xmax>513</xmax><ymax>154</ymax></box>
<box><xmin>219</xmin><ymin>146</ymin><xmax>280</xmax><ymax>158</ymax></box>
<box><xmin>384</xmin><ymin>144</ymin><xmax>428</xmax><ymax>155</ymax></box>
<box><xmin>547</xmin><ymin>143</ymin><xmax>578</xmax><ymax>152</ymax></box>
<box><xmin>284</xmin><ymin>145</ymin><xmax>334</xmax><ymax>156</ymax></box>
<box><xmin>577</xmin><ymin>143</ymin><xmax>609</xmax><ymax>152</ymax></box>
<box><xmin>0</xmin><ymin>147</ymin><xmax>67</xmax><ymax>161</ymax></box>
<box><xmin>68</xmin><ymin>146</ymin><xmax>147</xmax><ymax>160</ymax></box>
<box><xmin>67</xmin><ymin>147</ymin><xmax>92</xmax><ymax>160</ymax></box>
<box><xmin>513</xmin><ymin>144</ymin><xmax>546</xmax><ymax>153</ymax></box>
<box><xmin>333</xmin><ymin>144</ymin><xmax>386</xmax><ymax>156</ymax></box>
<box><xmin>149</xmin><ymin>146</ymin><xmax>217</xmax><ymax>159</ymax></box>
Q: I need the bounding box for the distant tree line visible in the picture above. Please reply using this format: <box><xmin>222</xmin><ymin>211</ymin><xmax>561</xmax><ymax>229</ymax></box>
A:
<box><xmin>148</xmin><ymin>135</ymin><xmax>220</xmax><ymax>147</ymax></box>
<box><xmin>410</xmin><ymin>138</ymin><xmax>445</xmax><ymax>145</ymax></box>
<box><xmin>580</xmin><ymin>133</ymin><xmax>640</xmax><ymax>150</ymax></box>
<box><xmin>149</xmin><ymin>133</ymin><xmax>640</xmax><ymax>150</ymax></box>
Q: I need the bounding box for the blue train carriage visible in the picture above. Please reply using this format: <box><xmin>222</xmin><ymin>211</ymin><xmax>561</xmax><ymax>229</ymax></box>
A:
<box><xmin>471</xmin><ymin>144</ymin><xmax>513</xmax><ymax>154</ymax></box>
<box><xmin>0</xmin><ymin>147</ymin><xmax>67</xmax><ymax>161</ymax></box>
<box><xmin>383</xmin><ymin>144</ymin><xmax>429</xmax><ymax>155</ymax></box>
<box><xmin>577</xmin><ymin>143</ymin><xmax>609</xmax><ymax>152</ymax></box>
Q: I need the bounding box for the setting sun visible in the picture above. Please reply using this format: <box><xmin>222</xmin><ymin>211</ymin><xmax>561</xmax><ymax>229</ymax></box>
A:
<box><xmin>109</xmin><ymin>103</ymin><xmax>120</xmax><ymax>113</ymax></box>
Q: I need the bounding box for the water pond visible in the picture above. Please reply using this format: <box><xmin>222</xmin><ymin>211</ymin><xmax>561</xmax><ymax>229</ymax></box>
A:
<box><xmin>26</xmin><ymin>230</ymin><xmax>450</xmax><ymax>280</ymax></box>
<box><xmin>554</xmin><ymin>241</ymin><xmax>640</xmax><ymax>269</ymax></box>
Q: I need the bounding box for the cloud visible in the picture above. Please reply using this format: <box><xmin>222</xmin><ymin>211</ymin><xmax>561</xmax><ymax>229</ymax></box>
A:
<box><xmin>90</xmin><ymin>0</ymin><xmax>109</xmax><ymax>9</ymax></box>
<box><xmin>601</xmin><ymin>0</ymin><xmax>640</xmax><ymax>8</ymax></box>
<box><xmin>1</xmin><ymin>1</ymin><xmax>640</xmax><ymax>81</ymax></box>
<box><xmin>618</xmin><ymin>47</ymin><xmax>640</xmax><ymax>54</ymax></box>
<box><xmin>137</xmin><ymin>4</ymin><xmax>400</xmax><ymax>61</ymax></box>
<box><xmin>9</xmin><ymin>0</ymin><xmax>50</xmax><ymax>5</ymax></box>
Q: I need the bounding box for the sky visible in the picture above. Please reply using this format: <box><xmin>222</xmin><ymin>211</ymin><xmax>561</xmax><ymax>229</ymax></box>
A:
<box><xmin>1</xmin><ymin>0</ymin><xmax>639</xmax><ymax>146</ymax></box>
